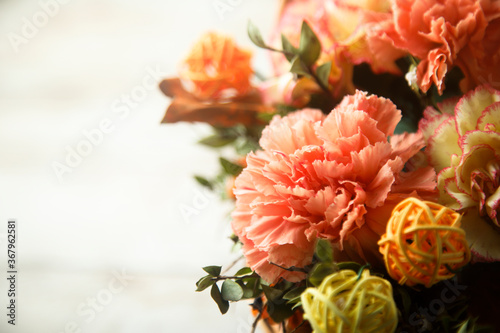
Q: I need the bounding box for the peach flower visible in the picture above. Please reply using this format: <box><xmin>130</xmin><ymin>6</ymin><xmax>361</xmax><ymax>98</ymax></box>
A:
<box><xmin>271</xmin><ymin>0</ymin><xmax>405</xmax><ymax>99</ymax></box>
<box><xmin>387</xmin><ymin>0</ymin><xmax>500</xmax><ymax>94</ymax></box>
<box><xmin>179</xmin><ymin>32</ymin><xmax>253</xmax><ymax>100</ymax></box>
<box><xmin>419</xmin><ymin>85</ymin><xmax>500</xmax><ymax>261</ymax></box>
<box><xmin>232</xmin><ymin>90</ymin><xmax>437</xmax><ymax>283</ymax></box>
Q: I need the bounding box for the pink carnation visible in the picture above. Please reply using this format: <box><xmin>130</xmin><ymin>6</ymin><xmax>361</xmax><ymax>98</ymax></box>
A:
<box><xmin>232</xmin><ymin>91</ymin><xmax>437</xmax><ymax>283</ymax></box>
<box><xmin>388</xmin><ymin>0</ymin><xmax>500</xmax><ymax>94</ymax></box>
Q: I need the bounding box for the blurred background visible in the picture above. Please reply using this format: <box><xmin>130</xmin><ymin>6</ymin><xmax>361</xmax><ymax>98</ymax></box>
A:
<box><xmin>0</xmin><ymin>0</ymin><xmax>279</xmax><ymax>332</ymax></box>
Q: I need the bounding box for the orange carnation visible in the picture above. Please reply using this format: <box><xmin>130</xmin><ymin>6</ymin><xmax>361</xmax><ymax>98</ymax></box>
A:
<box><xmin>232</xmin><ymin>91</ymin><xmax>437</xmax><ymax>283</ymax></box>
<box><xmin>179</xmin><ymin>32</ymin><xmax>253</xmax><ymax>100</ymax></box>
<box><xmin>388</xmin><ymin>0</ymin><xmax>500</xmax><ymax>94</ymax></box>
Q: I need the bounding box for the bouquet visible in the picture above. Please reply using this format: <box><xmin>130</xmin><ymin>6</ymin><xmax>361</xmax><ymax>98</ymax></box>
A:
<box><xmin>160</xmin><ymin>0</ymin><xmax>500</xmax><ymax>332</ymax></box>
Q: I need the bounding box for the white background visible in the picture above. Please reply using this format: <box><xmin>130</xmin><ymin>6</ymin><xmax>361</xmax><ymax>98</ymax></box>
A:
<box><xmin>0</xmin><ymin>0</ymin><xmax>280</xmax><ymax>332</ymax></box>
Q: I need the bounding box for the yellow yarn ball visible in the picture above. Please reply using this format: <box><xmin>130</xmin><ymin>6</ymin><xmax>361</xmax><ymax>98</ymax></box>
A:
<box><xmin>378</xmin><ymin>198</ymin><xmax>471</xmax><ymax>287</ymax></box>
<box><xmin>301</xmin><ymin>269</ymin><xmax>397</xmax><ymax>333</ymax></box>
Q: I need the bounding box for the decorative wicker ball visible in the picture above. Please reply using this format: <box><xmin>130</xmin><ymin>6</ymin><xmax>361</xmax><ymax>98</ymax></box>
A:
<box><xmin>301</xmin><ymin>269</ymin><xmax>397</xmax><ymax>333</ymax></box>
<box><xmin>378</xmin><ymin>198</ymin><xmax>471</xmax><ymax>288</ymax></box>
<box><xmin>179</xmin><ymin>32</ymin><xmax>253</xmax><ymax>100</ymax></box>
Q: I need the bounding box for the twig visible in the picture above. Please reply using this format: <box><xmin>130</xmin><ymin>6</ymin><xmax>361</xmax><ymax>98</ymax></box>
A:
<box><xmin>221</xmin><ymin>255</ymin><xmax>245</xmax><ymax>275</ymax></box>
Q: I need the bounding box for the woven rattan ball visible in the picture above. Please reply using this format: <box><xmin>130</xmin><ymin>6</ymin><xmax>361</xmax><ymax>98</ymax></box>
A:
<box><xmin>378</xmin><ymin>198</ymin><xmax>471</xmax><ymax>287</ymax></box>
<box><xmin>179</xmin><ymin>32</ymin><xmax>253</xmax><ymax>100</ymax></box>
<box><xmin>301</xmin><ymin>269</ymin><xmax>397</xmax><ymax>333</ymax></box>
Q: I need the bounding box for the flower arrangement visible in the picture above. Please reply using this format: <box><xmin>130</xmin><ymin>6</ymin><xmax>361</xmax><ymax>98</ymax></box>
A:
<box><xmin>160</xmin><ymin>0</ymin><xmax>500</xmax><ymax>332</ymax></box>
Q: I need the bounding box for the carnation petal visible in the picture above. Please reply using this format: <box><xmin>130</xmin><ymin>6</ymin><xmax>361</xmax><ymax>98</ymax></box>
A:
<box><xmin>455</xmin><ymin>85</ymin><xmax>500</xmax><ymax>136</ymax></box>
<box><xmin>337</xmin><ymin>90</ymin><xmax>401</xmax><ymax>136</ymax></box>
<box><xmin>477</xmin><ymin>102</ymin><xmax>500</xmax><ymax>131</ymax></box>
<box><xmin>389</xmin><ymin>132</ymin><xmax>425</xmax><ymax>163</ymax></box>
<box><xmin>260</xmin><ymin>109</ymin><xmax>324</xmax><ymax>154</ymax></box>
<box><xmin>419</xmin><ymin>106</ymin><xmax>453</xmax><ymax>143</ymax></box>
<box><xmin>427</xmin><ymin>116</ymin><xmax>461</xmax><ymax>172</ymax></box>
<box><xmin>461</xmin><ymin>209</ymin><xmax>500</xmax><ymax>262</ymax></box>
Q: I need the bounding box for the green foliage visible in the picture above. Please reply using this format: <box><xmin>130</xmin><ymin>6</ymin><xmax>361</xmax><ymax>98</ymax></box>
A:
<box><xmin>314</xmin><ymin>238</ymin><xmax>333</xmax><ymax>263</ymax></box>
<box><xmin>211</xmin><ymin>284</ymin><xmax>229</xmax><ymax>314</ymax></box>
<box><xmin>219</xmin><ymin>157</ymin><xmax>243</xmax><ymax>176</ymax></box>
<box><xmin>194</xmin><ymin>175</ymin><xmax>213</xmax><ymax>189</ymax></box>
<box><xmin>198</xmin><ymin>134</ymin><xmax>236</xmax><ymax>147</ymax></box>
<box><xmin>290</xmin><ymin>55</ymin><xmax>310</xmax><ymax>76</ymax></box>
<box><xmin>247</xmin><ymin>20</ymin><xmax>267</xmax><ymax>49</ymax></box>
<box><xmin>203</xmin><ymin>265</ymin><xmax>222</xmax><ymax>277</ymax></box>
<box><xmin>299</xmin><ymin>21</ymin><xmax>321</xmax><ymax>67</ymax></box>
<box><xmin>308</xmin><ymin>263</ymin><xmax>337</xmax><ymax>287</ymax></box>
<box><xmin>316</xmin><ymin>61</ymin><xmax>332</xmax><ymax>88</ymax></box>
<box><xmin>281</xmin><ymin>34</ymin><xmax>298</xmax><ymax>61</ymax></box>
<box><xmin>221</xmin><ymin>280</ymin><xmax>244</xmax><ymax>301</ymax></box>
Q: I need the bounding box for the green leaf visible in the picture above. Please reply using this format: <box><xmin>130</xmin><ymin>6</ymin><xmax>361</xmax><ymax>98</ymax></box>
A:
<box><xmin>336</xmin><ymin>262</ymin><xmax>362</xmax><ymax>272</ymax></box>
<box><xmin>299</xmin><ymin>21</ymin><xmax>321</xmax><ymax>66</ymax></box>
<box><xmin>262</xmin><ymin>285</ymin><xmax>283</xmax><ymax>302</ymax></box>
<box><xmin>290</xmin><ymin>56</ymin><xmax>310</xmax><ymax>77</ymax></box>
<box><xmin>281</xmin><ymin>34</ymin><xmax>298</xmax><ymax>62</ymax></box>
<box><xmin>315</xmin><ymin>239</ymin><xmax>333</xmax><ymax>263</ymax></box>
<box><xmin>248</xmin><ymin>21</ymin><xmax>267</xmax><ymax>48</ymax></box>
<box><xmin>243</xmin><ymin>277</ymin><xmax>261</xmax><ymax>298</ymax></box>
<box><xmin>219</xmin><ymin>157</ymin><xmax>243</xmax><ymax>176</ymax></box>
<box><xmin>235</xmin><ymin>267</ymin><xmax>253</xmax><ymax>276</ymax></box>
<box><xmin>309</xmin><ymin>263</ymin><xmax>336</xmax><ymax>287</ymax></box>
<box><xmin>456</xmin><ymin>320</ymin><xmax>469</xmax><ymax>333</ymax></box>
<box><xmin>221</xmin><ymin>279</ymin><xmax>244</xmax><ymax>301</ymax></box>
<box><xmin>196</xmin><ymin>275</ymin><xmax>215</xmax><ymax>292</ymax></box>
<box><xmin>394</xmin><ymin>117</ymin><xmax>418</xmax><ymax>134</ymax></box>
<box><xmin>266</xmin><ymin>299</ymin><xmax>295</xmax><ymax>323</ymax></box>
<box><xmin>198</xmin><ymin>135</ymin><xmax>235</xmax><ymax>147</ymax></box>
<box><xmin>211</xmin><ymin>284</ymin><xmax>229</xmax><ymax>314</ymax></box>
<box><xmin>283</xmin><ymin>286</ymin><xmax>306</xmax><ymax>305</ymax></box>
<box><xmin>194</xmin><ymin>175</ymin><xmax>213</xmax><ymax>189</ymax></box>
<box><xmin>257</xmin><ymin>112</ymin><xmax>276</xmax><ymax>123</ymax></box>
<box><xmin>203</xmin><ymin>265</ymin><xmax>222</xmax><ymax>277</ymax></box>
<box><xmin>316</xmin><ymin>61</ymin><xmax>332</xmax><ymax>88</ymax></box>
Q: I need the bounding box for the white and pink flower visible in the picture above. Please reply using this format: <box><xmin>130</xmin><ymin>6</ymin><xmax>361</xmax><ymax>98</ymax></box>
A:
<box><xmin>420</xmin><ymin>85</ymin><xmax>500</xmax><ymax>261</ymax></box>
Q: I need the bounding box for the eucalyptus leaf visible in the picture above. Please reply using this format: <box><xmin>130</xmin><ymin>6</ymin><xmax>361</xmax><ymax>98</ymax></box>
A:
<box><xmin>203</xmin><ymin>265</ymin><xmax>222</xmax><ymax>277</ymax></box>
<box><xmin>221</xmin><ymin>279</ymin><xmax>244</xmax><ymax>302</ymax></box>
<box><xmin>248</xmin><ymin>21</ymin><xmax>267</xmax><ymax>48</ymax></box>
<box><xmin>198</xmin><ymin>135</ymin><xmax>236</xmax><ymax>147</ymax></box>
<box><xmin>194</xmin><ymin>175</ymin><xmax>213</xmax><ymax>189</ymax></box>
<box><xmin>290</xmin><ymin>56</ymin><xmax>310</xmax><ymax>77</ymax></box>
<box><xmin>309</xmin><ymin>263</ymin><xmax>336</xmax><ymax>287</ymax></box>
<box><xmin>283</xmin><ymin>286</ymin><xmax>306</xmax><ymax>301</ymax></box>
<box><xmin>266</xmin><ymin>299</ymin><xmax>295</xmax><ymax>323</ymax></box>
<box><xmin>211</xmin><ymin>284</ymin><xmax>230</xmax><ymax>314</ymax></box>
<box><xmin>315</xmin><ymin>238</ymin><xmax>333</xmax><ymax>263</ymax></box>
<box><xmin>336</xmin><ymin>262</ymin><xmax>362</xmax><ymax>272</ymax></box>
<box><xmin>299</xmin><ymin>21</ymin><xmax>321</xmax><ymax>66</ymax></box>
<box><xmin>235</xmin><ymin>267</ymin><xmax>253</xmax><ymax>276</ymax></box>
<box><xmin>281</xmin><ymin>34</ymin><xmax>298</xmax><ymax>62</ymax></box>
<box><xmin>316</xmin><ymin>61</ymin><xmax>332</xmax><ymax>88</ymax></box>
<box><xmin>196</xmin><ymin>275</ymin><xmax>215</xmax><ymax>292</ymax></box>
<box><xmin>262</xmin><ymin>285</ymin><xmax>283</xmax><ymax>302</ymax></box>
<box><xmin>219</xmin><ymin>157</ymin><xmax>243</xmax><ymax>176</ymax></box>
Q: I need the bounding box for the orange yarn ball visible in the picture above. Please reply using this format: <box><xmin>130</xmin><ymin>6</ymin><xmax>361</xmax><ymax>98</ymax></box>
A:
<box><xmin>180</xmin><ymin>32</ymin><xmax>253</xmax><ymax>100</ymax></box>
<box><xmin>378</xmin><ymin>198</ymin><xmax>471</xmax><ymax>287</ymax></box>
